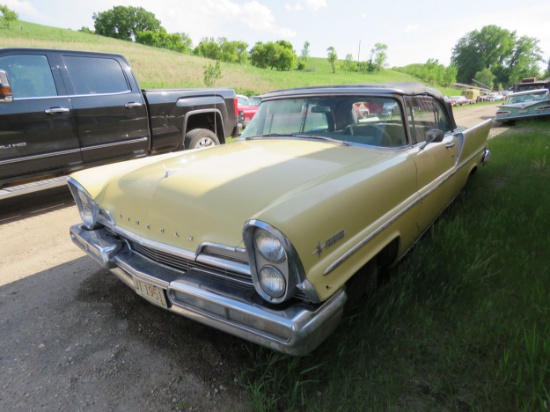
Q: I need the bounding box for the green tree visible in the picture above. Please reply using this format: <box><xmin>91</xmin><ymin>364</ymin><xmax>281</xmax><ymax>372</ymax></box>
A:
<box><xmin>371</xmin><ymin>43</ymin><xmax>388</xmax><ymax>72</ymax></box>
<box><xmin>250</xmin><ymin>41</ymin><xmax>296</xmax><ymax>71</ymax></box>
<box><xmin>218</xmin><ymin>37</ymin><xmax>238</xmax><ymax>63</ymax></box>
<box><xmin>343</xmin><ymin>53</ymin><xmax>355</xmax><ymax>73</ymax></box>
<box><xmin>443</xmin><ymin>64</ymin><xmax>458</xmax><ymax>87</ymax></box>
<box><xmin>474</xmin><ymin>67</ymin><xmax>495</xmax><ymax>90</ymax></box>
<box><xmin>234</xmin><ymin>41</ymin><xmax>249</xmax><ymax>64</ymax></box>
<box><xmin>0</xmin><ymin>4</ymin><xmax>18</xmax><ymax>29</ymax></box>
<box><xmin>93</xmin><ymin>6</ymin><xmax>161</xmax><ymax>41</ymax></box>
<box><xmin>327</xmin><ymin>46</ymin><xmax>337</xmax><ymax>73</ymax></box>
<box><xmin>136</xmin><ymin>29</ymin><xmax>191</xmax><ymax>53</ymax></box>
<box><xmin>301</xmin><ymin>41</ymin><xmax>310</xmax><ymax>62</ymax></box>
<box><xmin>507</xmin><ymin>35</ymin><xmax>543</xmax><ymax>84</ymax></box>
<box><xmin>203</xmin><ymin>61</ymin><xmax>222</xmax><ymax>87</ymax></box>
<box><xmin>194</xmin><ymin>37</ymin><xmax>221</xmax><ymax>60</ymax></box>
<box><xmin>451</xmin><ymin>25</ymin><xmax>542</xmax><ymax>88</ymax></box>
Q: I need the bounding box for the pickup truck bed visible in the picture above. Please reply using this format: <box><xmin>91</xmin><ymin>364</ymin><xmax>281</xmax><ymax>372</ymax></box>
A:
<box><xmin>0</xmin><ymin>48</ymin><xmax>240</xmax><ymax>198</ymax></box>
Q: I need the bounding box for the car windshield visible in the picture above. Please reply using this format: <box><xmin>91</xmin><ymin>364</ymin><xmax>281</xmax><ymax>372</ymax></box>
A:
<box><xmin>240</xmin><ymin>96</ymin><xmax>407</xmax><ymax>147</ymax></box>
<box><xmin>507</xmin><ymin>90</ymin><xmax>549</xmax><ymax>104</ymax></box>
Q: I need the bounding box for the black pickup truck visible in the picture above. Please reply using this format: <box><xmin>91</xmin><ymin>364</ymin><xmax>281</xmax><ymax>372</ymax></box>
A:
<box><xmin>0</xmin><ymin>48</ymin><xmax>240</xmax><ymax>199</ymax></box>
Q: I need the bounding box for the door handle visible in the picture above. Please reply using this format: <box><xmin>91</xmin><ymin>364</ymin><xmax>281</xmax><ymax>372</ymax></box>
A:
<box><xmin>45</xmin><ymin>107</ymin><xmax>70</xmax><ymax>115</ymax></box>
<box><xmin>445</xmin><ymin>142</ymin><xmax>455</xmax><ymax>149</ymax></box>
<box><xmin>125</xmin><ymin>102</ymin><xmax>143</xmax><ymax>109</ymax></box>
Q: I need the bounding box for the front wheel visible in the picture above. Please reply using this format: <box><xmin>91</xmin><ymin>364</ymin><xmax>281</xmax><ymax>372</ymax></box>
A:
<box><xmin>184</xmin><ymin>128</ymin><xmax>220</xmax><ymax>150</ymax></box>
<box><xmin>344</xmin><ymin>258</ymin><xmax>379</xmax><ymax>311</ymax></box>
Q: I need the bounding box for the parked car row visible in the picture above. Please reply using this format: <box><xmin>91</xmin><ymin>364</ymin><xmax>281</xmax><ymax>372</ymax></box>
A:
<box><xmin>447</xmin><ymin>90</ymin><xmax>507</xmax><ymax>106</ymax></box>
<box><xmin>449</xmin><ymin>95</ymin><xmax>473</xmax><ymax>106</ymax></box>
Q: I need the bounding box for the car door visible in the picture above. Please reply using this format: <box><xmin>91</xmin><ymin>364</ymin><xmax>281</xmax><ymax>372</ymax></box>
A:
<box><xmin>0</xmin><ymin>50</ymin><xmax>81</xmax><ymax>182</ymax></box>
<box><xmin>406</xmin><ymin>96</ymin><xmax>463</xmax><ymax>232</ymax></box>
<box><xmin>58</xmin><ymin>53</ymin><xmax>150</xmax><ymax>164</ymax></box>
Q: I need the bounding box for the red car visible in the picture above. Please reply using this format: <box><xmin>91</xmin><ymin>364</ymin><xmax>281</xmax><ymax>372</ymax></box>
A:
<box><xmin>238</xmin><ymin>95</ymin><xmax>262</xmax><ymax>127</ymax></box>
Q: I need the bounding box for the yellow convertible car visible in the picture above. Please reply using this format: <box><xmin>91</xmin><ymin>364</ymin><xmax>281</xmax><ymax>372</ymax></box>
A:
<box><xmin>69</xmin><ymin>83</ymin><xmax>491</xmax><ymax>355</ymax></box>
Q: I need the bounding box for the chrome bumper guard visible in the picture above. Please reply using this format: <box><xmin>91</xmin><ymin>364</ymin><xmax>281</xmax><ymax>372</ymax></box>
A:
<box><xmin>70</xmin><ymin>224</ymin><xmax>346</xmax><ymax>356</ymax></box>
<box><xmin>482</xmin><ymin>148</ymin><xmax>491</xmax><ymax>164</ymax></box>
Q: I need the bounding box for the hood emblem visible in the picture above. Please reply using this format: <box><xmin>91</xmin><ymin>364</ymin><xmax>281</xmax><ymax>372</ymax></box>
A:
<box><xmin>164</xmin><ymin>168</ymin><xmax>181</xmax><ymax>178</ymax></box>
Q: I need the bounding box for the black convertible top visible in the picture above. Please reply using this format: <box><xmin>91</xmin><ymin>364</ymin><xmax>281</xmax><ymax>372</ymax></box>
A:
<box><xmin>263</xmin><ymin>82</ymin><xmax>457</xmax><ymax>130</ymax></box>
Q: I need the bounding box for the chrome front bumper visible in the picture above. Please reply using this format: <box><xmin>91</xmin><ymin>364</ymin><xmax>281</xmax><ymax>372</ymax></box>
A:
<box><xmin>70</xmin><ymin>224</ymin><xmax>346</xmax><ymax>356</ymax></box>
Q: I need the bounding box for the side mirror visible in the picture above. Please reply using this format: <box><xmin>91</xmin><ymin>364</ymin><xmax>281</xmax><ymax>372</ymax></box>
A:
<box><xmin>425</xmin><ymin>128</ymin><xmax>445</xmax><ymax>143</ymax></box>
<box><xmin>0</xmin><ymin>70</ymin><xmax>14</xmax><ymax>103</ymax></box>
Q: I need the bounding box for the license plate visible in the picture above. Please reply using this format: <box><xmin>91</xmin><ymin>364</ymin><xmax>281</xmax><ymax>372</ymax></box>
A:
<box><xmin>133</xmin><ymin>278</ymin><xmax>168</xmax><ymax>308</ymax></box>
<box><xmin>518</xmin><ymin>108</ymin><xmax>528</xmax><ymax>113</ymax></box>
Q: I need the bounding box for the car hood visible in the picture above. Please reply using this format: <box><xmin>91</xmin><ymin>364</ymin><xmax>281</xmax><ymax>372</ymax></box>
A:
<box><xmin>78</xmin><ymin>139</ymin><xmax>391</xmax><ymax>251</ymax></box>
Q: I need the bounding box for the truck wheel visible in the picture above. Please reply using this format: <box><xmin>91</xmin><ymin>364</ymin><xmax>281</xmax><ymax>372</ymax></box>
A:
<box><xmin>184</xmin><ymin>128</ymin><xmax>220</xmax><ymax>150</ymax></box>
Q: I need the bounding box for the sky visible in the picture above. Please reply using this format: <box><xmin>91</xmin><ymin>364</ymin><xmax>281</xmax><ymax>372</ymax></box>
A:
<box><xmin>4</xmin><ymin>0</ymin><xmax>550</xmax><ymax>69</ymax></box>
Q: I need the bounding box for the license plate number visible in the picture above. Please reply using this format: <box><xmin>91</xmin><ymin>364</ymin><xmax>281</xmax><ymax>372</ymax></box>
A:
<box><xmin>519</xmin><ymin>108</ymin><xmax>528</xmax><ymax>113</ymax></box>
<box><xmin>133</xmin><ymin>278</ymin><xmax>168</xmax><ymax>308</ymax></box>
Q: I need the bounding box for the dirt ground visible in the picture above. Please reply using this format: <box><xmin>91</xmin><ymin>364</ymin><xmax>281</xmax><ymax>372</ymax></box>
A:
<box><xmin>0</xmin><ymin>104</ymin><xmax>504</xmax><ymax>412</ymax></box>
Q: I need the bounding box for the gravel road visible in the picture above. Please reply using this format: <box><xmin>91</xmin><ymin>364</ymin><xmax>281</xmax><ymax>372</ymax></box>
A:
<box><xmin>0</xmin><ymin>103</ymin><xmax>501</xmax><ymax>412</ymax></box>
<box><xmin>0</xmin><ymin>187</ymin><xmax>251</xmax><ymax>411</ymax></box>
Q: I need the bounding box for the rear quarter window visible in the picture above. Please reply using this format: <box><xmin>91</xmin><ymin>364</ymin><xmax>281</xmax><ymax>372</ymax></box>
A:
<box><xmin>63</xmin><ymin>56</ymin><xmax>130</xmax><ymax>95</ymax></box>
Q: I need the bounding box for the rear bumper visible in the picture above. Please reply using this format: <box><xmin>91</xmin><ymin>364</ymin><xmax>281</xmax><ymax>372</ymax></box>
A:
<box><xmin>70</xmin><ymin>224</ymin><xmax>346</xmax><ymax>356</ymax></box>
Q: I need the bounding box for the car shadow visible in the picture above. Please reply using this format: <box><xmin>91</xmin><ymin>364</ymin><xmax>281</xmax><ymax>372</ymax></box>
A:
<box><xmin>0</xmin><ymin>256</ymin><xmax>250</xmax><ymax>411</ymax></box>
<box><xmin>0</xmin><ymin>186</ymin><xmax>74</xmax><ymax>225</ymax></box>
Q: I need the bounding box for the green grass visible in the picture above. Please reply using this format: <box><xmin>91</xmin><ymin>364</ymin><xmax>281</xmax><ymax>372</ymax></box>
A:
<box><xmin>238</xmin><ymin>120</ymin><xmax>550</xmax><ymax>411</ymax></box>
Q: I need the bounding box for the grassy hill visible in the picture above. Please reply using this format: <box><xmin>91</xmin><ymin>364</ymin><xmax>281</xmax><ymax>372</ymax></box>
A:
<box><xmin>1</xmin><ymin>20</ymin><xmax>437</xmax><ymax>95</ymax></box>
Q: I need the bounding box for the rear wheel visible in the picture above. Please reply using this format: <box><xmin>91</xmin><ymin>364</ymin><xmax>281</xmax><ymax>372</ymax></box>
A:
<box><xmin>184</xmin><ymin>128</ymin><xmax>220</xmax><ymax>150</ymax></box>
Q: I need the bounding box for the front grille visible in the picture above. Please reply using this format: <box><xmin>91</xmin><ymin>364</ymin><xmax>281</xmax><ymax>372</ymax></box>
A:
<box><xmin>126</xmin><ymin>238</ymin><xmax>309</xmax><ymax>302</ymax></box>
<box><xmin>128</xmin><ymin>240</ymin><xmax>254</xmax><ymax>287</ymax></box>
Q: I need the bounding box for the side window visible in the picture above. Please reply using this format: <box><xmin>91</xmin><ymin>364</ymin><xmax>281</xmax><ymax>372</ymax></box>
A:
<box><xmin>0</xmin><ymin>55</ymin><xmax>57</xmax><ymax>99</ymax></box>
<box><xmin>303</xmin><ymin>104</ymin><xmax>329</xmax><ymax>132</ymax></box>
<box><xmin>434</xmin><ymin>102</ymin><xmax>452</xmax><ymax>132</ymax></box>
<box><xmin>63</xmin><ymin>56</ymin><xmax>130</xmax><ymax>95</ymax></box>
<box><xmin>405</xmin><ymin>96</ymin><xmax>437</xmax><ymax>144</ymax></box>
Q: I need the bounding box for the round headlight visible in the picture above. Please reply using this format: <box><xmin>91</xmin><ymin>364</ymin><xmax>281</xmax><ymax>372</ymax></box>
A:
<box><xmin>258</xmin><ymin>266</ymin><xmax>286</xmax><ymax>298</ymax></box>
<box><xmin>254</xmin><ymin>228</ymin><xmax>285</xmax><ymax>263</ymax></box>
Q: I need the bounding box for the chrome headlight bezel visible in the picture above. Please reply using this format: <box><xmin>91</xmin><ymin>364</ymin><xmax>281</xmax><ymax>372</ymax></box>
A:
<box><xmin>67</xmin><ymin>177</ymin><xmax>100</xmax><ymax>229</ymax></box>
<box><xmin>243</xmin><ymin>220</ymin><xmax>306</xmax><ymax>304</ymax></box>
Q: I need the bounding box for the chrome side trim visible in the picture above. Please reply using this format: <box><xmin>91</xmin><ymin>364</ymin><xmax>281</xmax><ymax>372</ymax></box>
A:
<box><xmin>80</xmin><ymin>137</ymin><xmax>148</xmax><ymax>152</ymax></box>
<box><xmin>323</xmin><ymin>191</ymin><xmax>419</xmax><ymax>276</ymax></box>
<box><xmin>324</xmin><ymin>144</ymin><xmax>488</xmax><ymax>276</ymax></box>
<box><xmin>0</xmin><ymin>148</ymin><xmax>81</xmax><ymax>166</ymax></box>
<box><xmin>0</xmin><ymin>176</ymin><xmax>68</xmax><ymax>200</ymax></box>
<box><xmin>11</xmin><ymin>90</ymin><xmax>134</xmax><ymax>100</ymax></box>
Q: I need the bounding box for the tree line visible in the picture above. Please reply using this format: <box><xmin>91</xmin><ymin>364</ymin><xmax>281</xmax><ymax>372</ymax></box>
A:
<box><xmin>2</xmin><ymin>4</ymin><xmax>549</xmax><ymax>89</ymax></box>
<box><xmin>397</xmin><ymin>25</ymin><xmax>549</xmax><ymax>90</ymax></box>
<box><xmin>89</xmin><ymin>6</ymin><xmax>391</xmax><ymax>74</ymax></box>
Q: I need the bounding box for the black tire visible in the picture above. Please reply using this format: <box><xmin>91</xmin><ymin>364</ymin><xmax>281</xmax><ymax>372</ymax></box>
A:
<box><xmin>344</xmin><ymin>258</ymin><xmax>379</xmax><ymax>311</ymax></box>
<box><xmin>184</xmin><ymin>128</ymin><xmax>220</xmax><ymax>150</ymax></box>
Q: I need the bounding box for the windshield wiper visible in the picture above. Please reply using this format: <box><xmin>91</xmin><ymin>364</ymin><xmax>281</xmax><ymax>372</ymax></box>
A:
<box><xmin>246</xmin><ymin>133</ymin><xmax>350</xmax><ymax>146</ymax></box>
<box><xmin>293</xmin><ymin>134</ymin><xmax>351</xmax><ymax>146</ymax></box>
<box><xmin>245</xmin><ymin>133</ymin><xmax>289</xmax><ymax>140</ymax></box>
